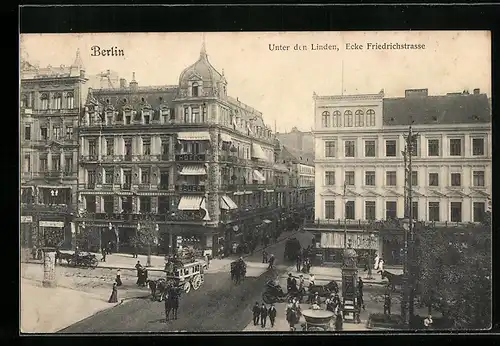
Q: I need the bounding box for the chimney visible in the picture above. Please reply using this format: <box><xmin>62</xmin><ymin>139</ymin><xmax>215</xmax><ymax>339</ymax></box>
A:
<box><xmin>473</xmin><ymin>88</ymin><xmax>480</xmax><ymax>95</ymax></box>
<box><xmin>120</xmin><ymin>78</ymin><xmax>128</xmax><ymax>88</ymax></box>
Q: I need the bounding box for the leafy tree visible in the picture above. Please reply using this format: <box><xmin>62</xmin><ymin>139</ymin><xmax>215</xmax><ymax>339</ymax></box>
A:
<box><xmin>137</xmin><ymin>216</ymin><xmax>159</xmax><ymax>267</ymax></box>
<box><xmin>415</xmin><ymin>220</ymin><xmax>491</xmax><ymax>329</ymax></box>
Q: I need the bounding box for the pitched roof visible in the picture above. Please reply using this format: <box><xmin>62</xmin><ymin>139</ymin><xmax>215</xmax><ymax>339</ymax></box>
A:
<box><xmin>280</xmin><ymin>145</ymin><xmax>314</xmax><ymax>165</ymax></box>
<box><xmin>383</xmin><ymin>93</ymin><xmax>491</xmax><ymax>126</ymax></box>
<box><xmin>89</xmin><ymin>86</ymin><xmax>178</xmax><ymax>112</ymax></box>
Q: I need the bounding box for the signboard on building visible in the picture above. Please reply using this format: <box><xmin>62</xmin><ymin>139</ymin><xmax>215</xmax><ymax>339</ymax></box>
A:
<box><xmin>320</xmin><ymin>231</ymin><xmax>379</xmax><ymax>250</ymax></box>
<box><xmin>39</xmin><ymin>221</ymin><xmax>65</xmax><ymax>228</ymax></box>
<box><xmin>21</xmin><ymin>216</ymin><xmax>33</xmax><ymax>223</ymax></box>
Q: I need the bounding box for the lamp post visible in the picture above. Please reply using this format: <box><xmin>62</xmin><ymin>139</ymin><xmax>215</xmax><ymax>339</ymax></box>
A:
<box><xmin>343</xmin><ymin>181</ymin><xmax>348</xmax><ymax>253</ymax></box>
<box><xmin>401</xmin><ymin>121</ymin><xmax>418</xmax><ymax>328</ymax></box>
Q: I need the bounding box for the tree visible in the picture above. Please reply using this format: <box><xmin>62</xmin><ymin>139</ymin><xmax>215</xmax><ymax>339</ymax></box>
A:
<box><xmin>137</xmin><ymin>215</ymin><xmax>159</xmax><ymax>267</ymax></box>
<box><xmin>415</xmin><ymin>221</ymin><xmax>491</xmax><ymax>329</ymax></box>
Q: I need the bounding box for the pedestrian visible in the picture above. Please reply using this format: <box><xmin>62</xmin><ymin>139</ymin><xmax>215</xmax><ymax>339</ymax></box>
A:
<box><xmin>107</xmin><ymin>241</ymin><xmax>112</xmax><ymax>255</ymax></box>
<box><xmin>252</xmin><ymin>302</ymin><xmax>260</xmax><ymax>325</ymax></box>
<box><xmin>424</xmin><ymin>314</ymin><xmax>433</xmax><ymax>330</ymax></box>
<box><xmin>101</xmin><ymin>247</ymin><xmax>107</xmax><ymax>262</ymax></box>
<box><xmin>309</xmin><ymin>273</ymin><xmax>316</xmax><ymax>287</ymax></box>
<box><xmin>260</xmin><ymin>303</ymin><xmax>268</xmax><ymax>328</ymax></box>
<box><xmin>383</xmin><ymin>292</ymin><xmax>391</xmax><ymax>315</ymax></box>
<box><xmin>262</xmin><ymin>250</ymin><xmax>268</xmax><ymax>264</ymax></box>
<box><xmin>286</xmin><ymin>301</ymin><xmax>296</xmax><ymax>331</ymax></box>
<box><xmin>358</xmin><ymin>277</ymin><xmax>365</xmax><ymax>310</ymax></box>
<box><xmin>267</xmin><ymin>254</ymin><xmax>275</xmax><ymax>269</ymax></box>
<box><xmin>108</xmin><ymin>282</ymin><xmax>118</xmax><ymax>303</ymax></box>
<box><xmin>142</xmin><ymin>268</ymin><xmax>148</xmax><ymax>287</ymax></box>
<box><xmin>335</xmin><ymin>310</ymin><xmax>343</xmax><ymax>331</ymax></box>
<box><xmin>325</xmin><ymin>294</ymin><xmax>335</xmax><ymax>312</ymax></box>
<box><xmin>115</xmin><ymin>268</ymin><xmax>122</xmax><ymax>286</ymax></box>
<box><xmin>205</xmin><ymin>253</ymin><xmax>211</xmax><ymax>269</ymax></box>
<box><xmin>135</xmin><ymin>261</ymin><xmax>143</xmax><ymax>286</ymax></box>
<box><xmin>268</xmin><ymin>303</ymin><xmax>277</xmax><ymax>328</ymax></box>
<box><xmin>132</xmin><ymin>243</ymin><xmax>138</xmax><ymax>258</ymax></box>
<box><xmin>296</xmin><ymin>253</ymin><xmax>302</xmax><ymax>272</ymax></box>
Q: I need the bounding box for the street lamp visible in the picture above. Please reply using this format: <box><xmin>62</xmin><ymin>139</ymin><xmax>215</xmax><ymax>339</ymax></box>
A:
<box><xmin>401</xmin><ymin>121</ymin><xmax>419</xmax><ymax>328</ymax></box>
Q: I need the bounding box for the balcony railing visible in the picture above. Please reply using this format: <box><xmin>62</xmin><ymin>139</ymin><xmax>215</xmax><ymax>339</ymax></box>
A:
<box><xmin>159</xmin><ymin>183</ymin><xmax>175</xmax><ymax>191</ymax></box>
<box><xmin>176</xmin><ymin>184</ymin><xmax>206</xmax><ymax>193</ymax></box>
<box><xmin>175</xmin><ymin>153</ymin><xmax>207</xmax><ymax>162</ymax></box>
<box><xmin>124</xmin><ymin>154</ymin><xmax>132</xmax><ymax>162</ymax></box>
<box><xmin>303</xmin><ymin>218</ymin><xmax>483</xmax><ymax>230</ymax></box>
<box><xmin>21</xmin><ymin>203</ymin><xmax>73</xmax><ymax>214</ymax></box>
<box><xmin>223</xmin><ymin>183</ymin><xmax>275</xmax><ymax>191</ymax></box>
<box><xmin>80</xmin><ymin>155</ymin><xmax>99</xmax><ymax>162</ymax></box>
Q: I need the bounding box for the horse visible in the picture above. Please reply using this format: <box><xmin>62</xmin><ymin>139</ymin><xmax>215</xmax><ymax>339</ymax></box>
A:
<box><xmin>164</xmin><ymin>286</ymin><xmax>181</xmax><ymax>321</ymax></box>
<box><xmin>307</xmin><ymin>280</ymin><xmax>339</xmax><ymax>303</ymax></box>
<box><xmin>379</xmin><ymin>270</ymin><xmax>403</xmax><ymax>291</ymax></box>
<box><xmin>148</xmin><ymin>278</ymin><xmax>168</xmax><ymax>301</ymax></box>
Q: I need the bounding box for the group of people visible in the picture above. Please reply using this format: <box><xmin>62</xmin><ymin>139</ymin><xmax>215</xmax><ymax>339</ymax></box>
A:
<box><xmin>295</xmin><ymin>247</ymin><xmax>313</xmax><ymax>273</ymax></box>
<box><xmin>252</xmin><ymin>302</ymin><xmax>278</xmax><ymax>328</ymax></box>
<box><xmin>135</xmin><ymin>261</ymin><xmax>149</xmax><ymax>287</ymax></box>
<box><xmin>262</xmin><ymin>250</ymin><xmax>276</xmax><ymax>269</ymax></box>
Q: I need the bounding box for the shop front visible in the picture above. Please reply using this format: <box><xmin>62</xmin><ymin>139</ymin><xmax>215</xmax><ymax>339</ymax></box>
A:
<box><xmin>38</xmin><ymin>219</ymin><xmax>68</xmax><ymax>248</ymax></box>
<box><xmin>318</xmin><ymin>230</ymin><xmax>380</xmax><ymax>266</ymax></box>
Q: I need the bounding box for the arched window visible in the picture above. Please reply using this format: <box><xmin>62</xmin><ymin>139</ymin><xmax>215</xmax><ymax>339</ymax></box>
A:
<box><xmin>332</xmin><ymin>110</ymin><xmax>341</xmax><ymax>127</ymax></box>
<box><xmin>366</xmin><ymin>109</ymin><xmax>375</xmax><ymax>126</ymax></box>
<box><xmin>53</xmin><ymin>93</ymin><xmax>62</xmax><ymax>110</ymax></box>
<box><xmin>66</xmin><ymin>92</ymin><xmax>74</xmax><ymax>109</ymax></box>
<box><xmin>322</xmin><ymin>111</ymin><xmax>330</xmax><ymax>127</ymax></box>
<box><xmin>355</xmin><ymin>110</ymin><xmax>364</xmax><ymax>127</ymax></box>
<box><xmin>192</xmin><ymin>82</ymin><xmax>199</xmax><ymax>97</ymax></box>
<box><xmin>344</xmin><ymin>110</ymin><xmax>353</xmax><ymax>127</ymax></box>
<box><xmin>40</xmin><ymin>93</ymin><xmax>49</xmax><ymax>110</ymax></box>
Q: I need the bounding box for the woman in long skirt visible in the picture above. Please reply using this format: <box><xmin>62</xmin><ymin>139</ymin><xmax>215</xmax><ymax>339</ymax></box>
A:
<box><xmin>115</xmin><ymin>269</ymin><xmax>122</xmax><ymax>286</ymax></box>
<box><xmin>108</xmin><ymin>283</ymin><xmax>118</xmax><ymax>303</ymax></box>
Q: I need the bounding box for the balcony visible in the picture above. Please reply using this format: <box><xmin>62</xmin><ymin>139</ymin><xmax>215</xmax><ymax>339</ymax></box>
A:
<box><xmin>124</xmin><ymin>154</ymin><xmax>133</xmax><ymax>162</ymax></box>
<box><xmin>158</xmin><ymin>183</ymin><xmax>175</xmax><ymax>191</ymax></box>
<box><xmin>175</xmin><ymin>153</ymin><xmax>207</xmax><ymax>162</ymax></box>
<box><xmin>33</xmin><ymin>108</ymin><xmax>79</xmax><ymax>116</ymax></box>
<box><xmin>224</xmin><ymin>183</ymin><xmax>274</xmax><ymax>191</ymax></box>
<box><xmin>44</xmin><ymin>171</ymin><xmax>63</xmax><ymax>179</ymax></box>
<box><xmin>80</xmin><ymin>155</ymin><xmax>99</xmax><ymax>162</ymax></box>
<box><xmin>176</xmin><ymin>184</ymin><xmax>206</xmax><ymax>193</ymax></box>
<box><xmin>161</xmin><ymin>154</ymin><xmax>170</xmax><ymax>161</ymax></box>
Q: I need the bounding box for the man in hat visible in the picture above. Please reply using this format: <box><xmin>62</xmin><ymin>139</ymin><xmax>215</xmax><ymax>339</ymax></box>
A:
<box><xmin>260</xmin><ymin>303</ymin><xmax>268</xmax><ymax>328</ymax></box>
<box><xmin>267</xmin><ymin>253</ymin><xmax>275</xmax><ymax>269</ymax></box>
<box><xmin>298</xmin><ymin>274</ymin><xmax>306</xmax><ymax>296</ymax></box>
<box><xmin>252</xmin><ymin>302</ymin><xmax>260</xmax><ymax>326</ymax></box>
<box><xmin>325</xmin><ymin>294</ymin><xmax>335</xmax><ymax>312</ymax></box>
<box><xmin>268</xmin><ymin>303</ymin><xmax>277</xmax><ymax>328</ymax></box>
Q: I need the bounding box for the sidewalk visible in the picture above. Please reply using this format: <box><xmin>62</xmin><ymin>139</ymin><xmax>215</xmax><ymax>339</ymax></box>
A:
<box><xmin>21</xmin><ymin>278</ymin><xmax>122</xmax><ymax>333</ymax></box>
<box><xmin>24</xmin><ymin>229</ymin><xmax>302</xmax><ymax>274</ymax></box>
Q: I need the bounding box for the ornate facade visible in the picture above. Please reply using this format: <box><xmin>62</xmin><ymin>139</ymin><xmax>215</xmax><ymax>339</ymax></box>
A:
<box><xmin>76</xmin><ymin>45</ymin><xmax>286</xmax><ymax>256</ymax></box>
<box><xmin>308</xmin><ymin>88</ymin><xmax>491</xmax><ymax>265</ymax></box>
<box><xmin>20</xmin><ymin>49</ymin><xmax>87</xmax><ymax>249</ymax></box>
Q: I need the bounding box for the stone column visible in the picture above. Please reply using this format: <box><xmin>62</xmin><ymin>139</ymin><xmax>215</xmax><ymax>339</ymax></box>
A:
<box><xmin>47</xmin><ymin>151</ymin><xmax>52</xmax><ymax>171</ymax></box>
<box><xmin>42</xmin><ymin>250</ymin><xmax>56</xmax><ymax>288</ymax></box>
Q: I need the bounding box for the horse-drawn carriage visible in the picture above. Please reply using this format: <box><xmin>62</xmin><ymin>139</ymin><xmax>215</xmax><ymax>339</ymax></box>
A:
<box><xmin>284</xmin><ymin>238</ymin><xmax>302</xmax><ymax>261</ymax></box>
<box><xmin>262</xmin><ymin>278</ymin><xmax>339</xmax><ymax>305</ymax></box>
<box><xmin>55</xmin><ymin>250</ymin><xmax>99</xmax><ymax>269</ymax></box>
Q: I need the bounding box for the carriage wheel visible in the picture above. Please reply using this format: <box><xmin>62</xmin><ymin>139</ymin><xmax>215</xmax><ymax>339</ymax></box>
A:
<box><xmin>90</xmin><ymin>257</ymin><xmax>99</xmax><ymax>269</ymax></box>
<box><xmin>191</xmin><ymin>275</ymin><xmax>202</xmax><ymax>290</ymax></box>
<box><xmin>183</xmin><ymin>282</ymin><xmax>191</xmax><ymax>294</ymax></box>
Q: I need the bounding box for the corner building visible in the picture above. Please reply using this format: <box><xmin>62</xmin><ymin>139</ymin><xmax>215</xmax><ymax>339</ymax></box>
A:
<box><xmin>77</xmin><ymin>45</ymin><xmax>280</xmax><ymax>256</ymax></box>
<box><xmin>20</xmin><ymin>50</ymin><xmax>87</xmax><ymax>250</ymax></box>
<box><xmin>309</xmin><ymin>88</ymin><xmax>491</xmax><ymax>265</ymax></box>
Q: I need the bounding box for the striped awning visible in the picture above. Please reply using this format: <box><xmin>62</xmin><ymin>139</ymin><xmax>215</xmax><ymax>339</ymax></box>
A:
<box><xmin>251</xmin><ymin>143</ymin><xmax>267</xmax><ymax>160</ymax></box>
<box><xmin>177</xmin><ymin>132</ymin><xmax>211</xmax><ymax>141</ymax></box>
<box><xmin>220</xmin><ymin>196</ymin><xmax>238</xmax><ymax>210</ymax></box>
<box><xmin>253</xmin><ymin>170</ymin><xmax>266</xmax><ymax>182</ymax></box>
<box><xmin>200</xmin><ymin>198</ymin><xmax>211</xmax><ymax>221</ymax></box>
<box><xmin>220</xmin><ymin>133</ymin><xmax>233</xmax><ymax>142</ymax></box>
<box><xmin>179</xmin><ymin>165</ymin><xmax>207</xmax><ymax>175</ymax></box>
<box><xmin>178</xmin><ymin>196</ymin><xmax>203</xmax><ymax>211</ymax></box>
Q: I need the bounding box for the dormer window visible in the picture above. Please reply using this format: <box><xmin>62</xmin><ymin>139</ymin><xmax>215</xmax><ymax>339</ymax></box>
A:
<box><xmin>143</xmin><ymin>110</ymin><xmax>151</xmax><ymax>124</ymax></box>
<box><xmin>106</xmin><ymin>112</ymin><xmax>113</xmax><ymax>126</ymax></box>
<box><xmin>192</xmin><ymin>82</ymin><xmax>199</xmax><ymax>97</ymax></box>
<box><xmin>124</xmin><ymin>111</ymin><xmax>131</xmax><ymax>125</ymax></box>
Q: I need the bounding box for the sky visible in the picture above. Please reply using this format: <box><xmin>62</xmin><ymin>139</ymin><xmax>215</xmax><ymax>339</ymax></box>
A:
<box><xmin>20</xmin><ymin>31</ymin><xmax>491</xmax><ymax>132</ymax></box>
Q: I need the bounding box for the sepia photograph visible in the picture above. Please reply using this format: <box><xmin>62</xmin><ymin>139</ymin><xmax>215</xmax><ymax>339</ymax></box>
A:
<box><xmin>19</xmin><ymin>31</ymin><xmax>491</xmax><ymax>333</ymax></box>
